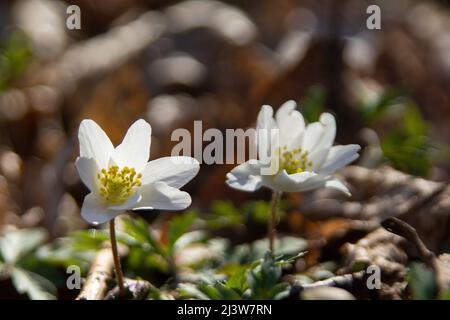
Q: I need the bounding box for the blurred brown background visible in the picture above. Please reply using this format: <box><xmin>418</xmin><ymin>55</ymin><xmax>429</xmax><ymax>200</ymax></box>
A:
<box><xmin>0</xmin><ymin>0</ymin><xmax>449</xmax><ymax>237</ymax></box>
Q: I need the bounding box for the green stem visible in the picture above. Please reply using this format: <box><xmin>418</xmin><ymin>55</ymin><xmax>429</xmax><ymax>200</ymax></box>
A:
<box><xmin>109</xmin><ymin>218</ymin><xmax>125</xmax><ymax>298</ymax></box>
<box><xmin>268</xmin><ymin>190</ymin><xmax>282</xmax><ymax>253</ymax></box>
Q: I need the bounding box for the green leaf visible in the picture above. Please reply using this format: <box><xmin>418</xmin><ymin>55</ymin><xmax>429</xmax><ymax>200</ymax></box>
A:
<box><xmin>146</xmin><ymin>285</ymin><xmax>174</xmax><ymax>300</ymax></box>
<box><xmin>381</xmin><ymin>104</ymin><xmax>433</xmax><ymax>176</ymax></box>
<box><xmin>241</xmin><ymin>200</ymin><xmax>274</xmax><ymax>224</ymax></box>
<box><xmin>121</xmin><ymin>217</ymin><xmax>168</xmax><ymax>256</ymax></box>
<box><xmin>210</xmin><ymin>282</ymin><xmax>241</xmax><ymax>300</ymax></box>
<box><xmin>68</xmin><ymin>229</ymin><xmax>109</xmax><ymax>251</ymax></box>
<box><xmin>207</xmin><ymin>200</ymin><xmax>286</xmax><ymax>229</ymax></box>
<box><xmin>37</xmin><ymin>237</ymin><xmax>95</xmax><ymax>273</ymax></box>
<box><xmin>127</xmin><ymin>247</ymin><xmax>170</xmax><ymax>275</ymax></box>
<box><xmin>197</xmin><ymin>283</ymin><xmax>223</xmax><ymax>300</ymax></box>
<box><xmin>404</xmin><ymin>105</ymin><xmax>427</xmax><ymax>136</ymax></box>
<box><xmin>381</xmin><ymin>133</ymin><xmax>432</xmax><ymax>176</ymax></box>
<box><xmin>10</xmin><ymin>267</ymin><xmax>56</xmax><ymax>300</ymax></box>
<box><xmin>224</xmin><ymin>265</ymin><xmax>248</xmax><ymax>293</ymax></box>
<box><xmin>229</xmin><ymin>236</ymin><xmax>307</xmax><ymax>264</ymax></box>
<box><xmin>300</xmin><ymin>86</ymin><xmax>326</xmax><ymax>123</ymax></box>
<box><xmin>0</xmin><ymin>228</ymin><xmax>47</xmax><ymax>264</ymax></box>
<box><xmin>206</xmin><ymin>201</ymin><xmax>242</xmax><ymax>229</ymax></box>
<box><xmin>172</xmin><ymin>231</ymin><xmax>206</xmax><ymax>252</ymax></box>
<box><xmin>246</xmin><ymin>252</ymin><xmax>290</xmax><ymax>300</ymax></box>
<box><xmin>441</xmin><ymin>290</ymin><xmax>450</xmax><ymax>300</ymax></box>
<box><xmin>275</xmin><ymin>251</ymin><xmax>306</xmax><ymax>267</ymax></box>
<box><xmin>407</xmin><ymin>263</ymin><xmax>437</xmax><ymax>300</ymax></box>
<box><xmin>168</xmin><ymin>212</ymin><xmax>197</xmax><ymax>253</ymax></box>
<box><xmin>122</xmin><ymin>217</ymin><xmax>155</xmax><ymax>246</ymax></box>
<box><xmin>178</xmin><ymin>283</ymin><xmax>211</xmax><ymax>300</ymax></box>
<box><xmin>360</xmin><ymin>89</ymin><xmax>404</xmax><ymax>123</ymax></box>
<box><xmin>0</xmin><ymin>31</ymin><xmax>33</xmax><ymax>91</ymax></box>
<box><xmin>178</xmin><ymin>282</ymin><xmax>241</xmax><ymax>300</ymax></box>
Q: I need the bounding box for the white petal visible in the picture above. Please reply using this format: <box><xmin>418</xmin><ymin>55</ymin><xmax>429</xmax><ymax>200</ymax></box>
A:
<box><xmin>275</xmin><ymin>100</ymin><xmax>297</xmax><ymax>121</ymax></box>
<box><xmin>229</xmin><ymin>160</ymin><xmax>261</xmax><ymax>176</ymax></box>
<box><xmin>318</xmin><ymin>113</ymin><xmax>336</xmax><ymax>148</ymax></box>
<box><xmin>78</xmin><ymin>120</ymin><xmax>114</xmax><ymax>169</ymax></box>
<box><xmin>288</xmin><ymin>131</ymin><xmax>304</xmax><ymax>151</ymax></box>
<box><xmin>308</xmin><ymin>147</ymin><xmax>329</xmax><ymax>171</ymax></box>
<box><xmin>301</xmin><ymin>122</ymin><xmax>321</xmax><ymax>151</ymax></box>
<box><xmin>324</xmin><ymin>178</ymin><xmax>351</xmax><ymax>196</ymax></box>
<box><xmin>275</xmin><ymin>100</ymin><xmax>305</xmax><ymax>147</ymax></box>
<box><xmin>300</xmin><ymin>177</ymin><xmax>331</xmax><ymax>192</ymax></box>
<box><xmin>257</xmin><ymin>105</ymin><xmax>276</xmax><ymax>131</ymax></box>
<box><xmin>226</xmin><ymin>175</ymin><xmax>263</xmax><ymax>192</ymax></box>
<box><xmin>302</xmin><ymin>113</ymin><xmax>336</xmax><ymax>153</ymax></box>
<box><xmin>75</xmin><ymin>157</ymin><xmax>99</xmax><ymax>193</ymax></box>
<box><xmin>272</xmin><ymin>170</ymin><xmax>319</xmax><ymax>192</ymax></box>
<box><xmin>226</xmin><ymin>161</ymin><xmax>263</xmax><ymax>192</ymax></box>
<box><xmin>256</xmin><ymin>105</ymin><xmax>278</xmax><ymax>161</ymax></box>
<box><xmin>113</xmin><ymin>119</ymin><xmax>152</xmax><ymax>173</ymax></box>
<box><xmin>141</xmin><ymin>156</ymin><xmax>199</xmax><ymax>188</ymax></box>
<box><xmin>134</xmin><ymin>182</ymin><xmax>192</xmax><ymax>211</ymax></box>
<box><xmin>108</xmin><ymin>192</ymin><xmax>142</xmax><ymax>211</ymax></box>
<box><xmin>319</xmin><ymin>144</ymin><xmax>360</xmax><ymax>175</ymax></box>
<box><xmin>80</xmin><ymin>193</ymin><xmax>120</xmax><ymax>225</ymax></box>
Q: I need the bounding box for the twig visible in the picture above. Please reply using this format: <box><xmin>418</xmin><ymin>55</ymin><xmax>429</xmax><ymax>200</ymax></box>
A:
<box><xmin>76</xmin><ymin>225</ymin><xmax>128</xmax><ymax>300</ymax></box>
<box><xmin>381</xmin><ymin>217</ymin><xmax>450</xmax><ymax>297</ymax></box>
<box><xmin>286</xmin><ymin>271</ymin><xmax>367</xmax><ymax>299</ymax></box>
<box><xmin>76</xmin><ymin>248</ymin><xmax>115</xmax><ymax>300</ymax></box>
<box><xmin>304</xmin><ymin>271</ymin><xmax>366</xmax><ymax>289</ymax></box>
<box><xmin>381</xmin><ymin>217</ymin><xmax>436</xmax><ymax>268</ymax></box>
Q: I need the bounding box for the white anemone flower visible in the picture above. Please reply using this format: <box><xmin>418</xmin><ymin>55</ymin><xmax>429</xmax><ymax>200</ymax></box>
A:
<box><xmin>226</xmin><ymin>101</ymin><xmax>360</xmax><ymax>195</ymax></box>
<box><xmin>75</xmin><ymin>119</ymin><xmax>199</xmax><ymax>225</ymax></box>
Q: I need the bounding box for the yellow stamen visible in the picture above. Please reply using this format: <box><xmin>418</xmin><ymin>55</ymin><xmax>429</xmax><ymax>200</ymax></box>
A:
<box><xmin>97</xmin><ymin>165</ymin><xmax>142</xmax><ymax>204</ymax></box>
<box><xmin>275</xmin><ymin>146</ymin><xmax>312</xmax><ymax>174</ymax></box>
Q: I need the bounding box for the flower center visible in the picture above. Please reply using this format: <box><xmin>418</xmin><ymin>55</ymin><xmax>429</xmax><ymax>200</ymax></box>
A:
<box><xmin>276</xmin><ymin>146</ymin><xmax>312</xmax><ymax>174</ymax></box>
<box><xmin>97</xmin><ymin>166</ymin><xmax>142</xmax><ymax>204</ymax></box>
